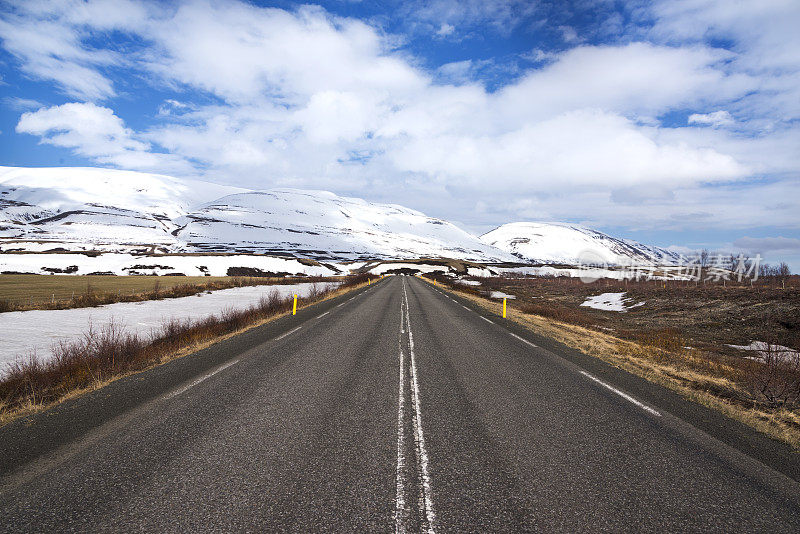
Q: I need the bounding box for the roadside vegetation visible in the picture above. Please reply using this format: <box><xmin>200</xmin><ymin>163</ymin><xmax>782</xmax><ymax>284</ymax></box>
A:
<box><xmin>425</xmin><ymin>272</ymin><xmax>800</xmax><ymax>448</ymax></box>
<box><xmin>0</xmin><ymin>274</ymin><xmax>376</xmax><ymax>426</ymax></box>
<box><xmin>0</xmin><ymin>274</ymin><xmax>330</xmax><ymax>313</ymax></box>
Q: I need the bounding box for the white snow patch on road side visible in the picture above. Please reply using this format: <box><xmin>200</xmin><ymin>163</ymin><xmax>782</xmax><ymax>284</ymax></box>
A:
<box><xmin>455</xmin><ymin>280</ymin><xmax>481</xmax><ymax>286</ymax></box>
<box><xmin>489</xmin><ymin>291</ymin><xmax>515</xmax><ymax>299</ymax></box>
<box><xmin>0</xmin><ymin>282</ymin><xmax>337</xmax><ymax>375</ymax></box>
<box><xmin>580</xmin><ymin>292</ymin><xmax>644</xmax><ymax>312</ymax></box>
<box><xmin>727</xmin><ymin>341</ymin><xmax>800</xmax><ymax>364</ymax></box>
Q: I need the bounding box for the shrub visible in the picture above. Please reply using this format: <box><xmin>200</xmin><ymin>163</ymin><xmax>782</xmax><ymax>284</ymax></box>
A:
<box><xmin>744</xmin><ymin>342</ymin><xmax>800</xmax><ymax>408</ymax></box>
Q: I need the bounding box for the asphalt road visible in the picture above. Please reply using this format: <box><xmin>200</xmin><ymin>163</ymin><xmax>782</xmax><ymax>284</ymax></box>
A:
<box><xmin>1</xmin><ymin>275</ymin><xmax>799</xmax><ymax>532</ymax></box>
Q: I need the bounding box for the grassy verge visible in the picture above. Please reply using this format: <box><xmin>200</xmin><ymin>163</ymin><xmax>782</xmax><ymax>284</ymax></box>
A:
<box><xmin>424</xmin><ymin>276</ymin><xmax>800</xmax><ymax>449</ymax></box>
<box><xmin>0</xmin><ymin>274</ymin><xmax>333</xmax><ymax>312</ymax></box>
<box><xmin>0</xmin><ymin>274</ymin><xmax>376</xmax><ymax>426</ymax></box>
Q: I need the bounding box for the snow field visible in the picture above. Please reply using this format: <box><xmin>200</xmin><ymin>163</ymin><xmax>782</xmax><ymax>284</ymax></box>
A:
<box><xmin>0</xmin><ymin>282</ymin><xmax>337</xmax><ymax>374</ymax></box>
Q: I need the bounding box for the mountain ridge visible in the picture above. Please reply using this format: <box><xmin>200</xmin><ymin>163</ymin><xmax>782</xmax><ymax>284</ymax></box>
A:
<box><xmin>2</xmin><ymin>166</ymin><xmax>681</xmax><ymax>265</ymax></box>
<box><xmin>480</xmin><ymin>221</ymin><xmax>681</xmax><ymax>265</ymax></box>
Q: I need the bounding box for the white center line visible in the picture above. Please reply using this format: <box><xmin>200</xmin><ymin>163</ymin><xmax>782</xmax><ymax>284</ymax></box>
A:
<box><xmin>274</xmin><ymin>325</ymin><xmax>301</xmax><ymax>341</ymax></box>
<box><xmin>395</xmin><ymin>342</ymin><xmax>408</xmax><ymax>534</ymax></box>
<box><xmin>509</xmin><ymin>332</ymin><xmax>537</xmax><ymax>347</ymax></box>
<box><xmin>579</xmin><ymin>371</ymin><xmax>661</xmax><ymax>417</ymax></box>
<box><xmin>403</xmin><ymin>279</ymin><xmax>437</xmax><ymax>533</ymax></box>
<box><xmin>164</xmin><ymin>359</ymin><xmax>239</xmax><ymax>399</ymax></box>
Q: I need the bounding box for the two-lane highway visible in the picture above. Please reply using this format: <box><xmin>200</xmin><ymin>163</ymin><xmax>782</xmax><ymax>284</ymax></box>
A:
<box><xmin>1</xmin><ymin>275</ymin><xmax>799</xmax><ymax>532</ymax></box>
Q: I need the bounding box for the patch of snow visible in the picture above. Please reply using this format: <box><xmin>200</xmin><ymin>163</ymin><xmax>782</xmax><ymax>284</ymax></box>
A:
<box><xmin>0</xmin><ymin>282</ymin><xmax>337</xmax><ymax>375</ymax></box>
<box><xmin>466</xmin><ymin>267</ymin><xmax>493</xmax><ymax>277</ymax></box>
<box><xmin>456</xmin><ymin>280</ymin><xmax>481</xmax><ymax>286</ymax></box>
<box><xmin>489</xmin><ymin>291</ymin><xmax>515</xmax><ymax>299</ymax></box>
<box><xmin>727</xmin><ymin>341</ymin><xmax>800</xmax><ymax>364</ymax></box>
<box><xmin>0</xmin><ymin>253</ymin><xmax>340</xmax><ymax>277</ymax></box>
<box><xmin>580</xmin><ymin>292</ymin><xmax>645</xmax><ymax>312</ymax></box>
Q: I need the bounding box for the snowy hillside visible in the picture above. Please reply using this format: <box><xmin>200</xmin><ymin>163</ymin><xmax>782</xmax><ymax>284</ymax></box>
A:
<box><xmin>0</xmin><ymin>166</ymin><xmax>512</xmax><ymax>262</ymax></box>
<box><xmin>175</xmin><ymin>190</ymin><xmax>512</xmax><ymax>260</ymax></box>
<box><xmin>1</xmin><ymin>167</ymin><xmax>683</xmax><ymax>267</ymax></box>
<box><xmin>481</xmin><ymin>222</ymin><xmax>682</xmax><ymax>266</ymax></box>
<box><xmin>0</xmin><ymin>166</ymin><xmax>242</xmax><ymax>252</ymax></box>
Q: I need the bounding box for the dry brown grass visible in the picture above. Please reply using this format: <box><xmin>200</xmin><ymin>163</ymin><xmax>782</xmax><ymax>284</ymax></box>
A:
<box><xmin>425</xmin><ymin>276</ymin><xmax>800</xmax><ymax>449</ymax></box>
<box><xmin>0</xmin><ymin>273</ymin><xmax>376</xmax><ymax>426</ymax></box>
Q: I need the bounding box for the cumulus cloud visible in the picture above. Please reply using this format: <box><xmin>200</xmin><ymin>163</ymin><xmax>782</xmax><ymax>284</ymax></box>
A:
<box><xmin>2</xmin><ymin>0</ymin><xmax>798</xmax><ymax>236</ymax></box>
<box><xmin>16</xmin><ymin>103</ymin><xmax>188</xmax><ymax>171</ymax></box>
<box><xmin>647</xmin><ymin>0</ymin><xmax>800</xmax><ymax>124</ymax></box>
<box><xmin>498</xmin><ymin>43</ymin><xmax>755</xmax><ymax>122</ymax></box>
<box><xmin>390</xmin><ymin>109</ymin><xmax>748</xmax><ymax>189</ymax></box>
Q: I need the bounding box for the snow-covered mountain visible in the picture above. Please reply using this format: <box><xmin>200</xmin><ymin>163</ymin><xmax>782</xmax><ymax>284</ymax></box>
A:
<box><xmin>0</xmin><ymin>166</ymin><xmax>513</xmax><ymax>262</ymax></box>
<box><xmin>481</xmin><ymin>222</ymin><xmax>682</xmax><ymax>266</ymax></box>
<box><xmin>175</xmin><ymin>190</ymin><xmax>513</xmax><ymax>260</ymax></box>
<box><xmin>0</xmin><ymin>166</ymin><xmax>242</xmax><ymax>252</ymax></box>
<box><xmin>1</xmin><ymin>166</ymin><xmax>684</xmax><ymax>266</ymax></box>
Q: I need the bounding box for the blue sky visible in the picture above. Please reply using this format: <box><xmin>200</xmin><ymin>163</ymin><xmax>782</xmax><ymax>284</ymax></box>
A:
<box><xmin>1</xmin><ymin>0</ymin><xmax>799</xmax><ymax>268</ymax></box>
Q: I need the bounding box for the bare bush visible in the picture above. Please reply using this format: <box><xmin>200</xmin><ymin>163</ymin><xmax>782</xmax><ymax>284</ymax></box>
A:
<box><xmin>0</xmin><ymin>282</ymin><xmax>345</xmax><ymax>417</ymax></box>
<box><xmin>744</xmin><ymin>343</ymin><xmax>800</xmax><ymax>408</ymax></box>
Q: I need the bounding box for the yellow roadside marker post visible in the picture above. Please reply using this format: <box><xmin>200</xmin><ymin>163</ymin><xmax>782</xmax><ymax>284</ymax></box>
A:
<box><xmin>503</xmin><ymin>297</ymin><xmax>507</xmax><ymax>318</ymax></box>
<box><xmin>292</xmin><ymin>294</ymin><xmax>298</xmax><ymax>315</ymax></box>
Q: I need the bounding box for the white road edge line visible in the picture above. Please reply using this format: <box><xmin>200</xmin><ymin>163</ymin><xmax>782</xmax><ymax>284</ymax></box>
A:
<box><xmin>164</xmin><ymin>359</ymin><xmax>239</xmax><ymax>399</ymax></box>
<box><xmin>274</xmin><ymin>325</ymin><xmax>301</xmax><ymax>341</ymax></box>
<box><xmin>480</xmin><ymin>316</ymin><xmax>494</xmax><ymax>324</ymax></box>
<box><xmin>316</xmin><ymin>311</ymin><xmax>329</xmax><ymax>319</ymax></box>
<box><xmin>509</xmin><ymin>332</ymin><xmax>537</xmax><ymax>347</ymax></box>
<box><xmin>403</xmin><ymin>279</ymin><xmax>437</xmax><ymax>533</ymax></box>
<box><xmin>579</xmin><ymin>371</ymin><xmax>661</xmax><ymax>417</ymax></box>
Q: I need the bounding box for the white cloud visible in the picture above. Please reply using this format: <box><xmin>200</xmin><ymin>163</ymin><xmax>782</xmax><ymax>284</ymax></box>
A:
<box><xmin>647</xmin><ymin>0</ymin><xmax>800</xmax><ymax>124</ymax></box>
<box><xmin>389</xmin><ymin>109</ymin><xmax>748</xmax><ymax>189</ymax></box>
<box><xmin>400</xmin><ymin>0</ymin><xmax>539</xmax><ymax>36</ymax></box>
<box><xmin>16</xmin><ymin>102</ymin><xmax>187</xmax><ymax>171</ymax></box>
<box><xmin>141</xmin><ymin>3</ymin><xmax>426</xmax><ymax>105</ymax></box>
<box><xmin>435</xmin><ymin>23</ymin><xmax>455</xmax><ymax>37</ymax></box>
<box><xmin>688</xmin><ymin>110</ymin><xmax>734</xmax><ymax>128</ymax></box>
<box><xmin>558</xmin><ymin>25</ymin><xmax>580</xmax><ymax>43</ymax></box>
<box><xmin>3</xmin><ymin>97</ymin><xmax>43</xmax><ymax>111</ymax></box>
<box><xmin>2</xmin><ymin>0</ymin><xmax>798</xmax><ymax>237</ymax></box>
<box><xmin>498</xmin><ymin>43</ymin><xmax>755</xmax><ymax>123</ymax></box>
<box><xmin>157</xmin><ymin>99</ymin><xmax>193</xmax><ymax>117</ymax></box>
<box><xmin>733</xmin><ymin>236</ymin><xmax>800</xmax><ymax>255</ymax></box>
<box><xmin>0</xmin><ymin>0</ymin><xmax>148</xmax><ymax>99</ymax></box>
